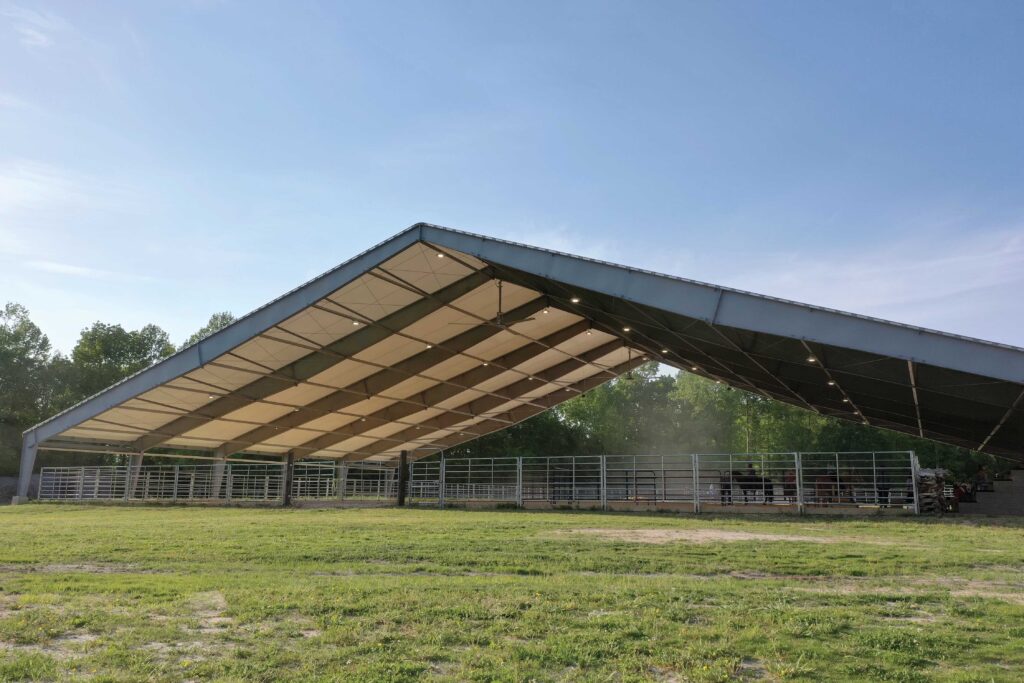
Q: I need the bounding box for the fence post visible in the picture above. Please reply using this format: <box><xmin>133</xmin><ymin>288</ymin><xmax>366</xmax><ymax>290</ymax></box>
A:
<box><xmin>516</xmin><ymin>456</ymin><xmax>523</xmax><ymax>508</ymax></box>
<box><xmin>599</xmin><ymin>456</ymin><xmax>607</xmax><ymax>511</ymax></box>
<box><xmin>172</xmin><ymin>465</ymin><xmax>179</xmax><ymax>503</ymax></box>
<box><xmin>909</xmin><ymin>451</ymin><xmax>921</xmax><ymax>515</ymax></box>
<box><xmin>440</xmin><ymin>454</ymin><xmax>448</xmax><ymax>509</ymax></box>
<box><xmin>692</xmin><ymin>454</ymin><xmax>700</xmax><ymax>514</ymax></box>
<box><xmin>226</xmin><ymin>464</ymin><xmax>233</xmax><ymax>503</ymax></box>
<box><xmin>794</xmin><ymin>452</ymin><xmax>805</xmax><ymax>514</ymax></box>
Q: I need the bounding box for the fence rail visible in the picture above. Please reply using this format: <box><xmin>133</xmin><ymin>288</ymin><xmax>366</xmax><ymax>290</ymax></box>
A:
<box><xmin>37</xmin><ymin>451</ymin><xmax>917</xmax><ymax>513</ymax></box>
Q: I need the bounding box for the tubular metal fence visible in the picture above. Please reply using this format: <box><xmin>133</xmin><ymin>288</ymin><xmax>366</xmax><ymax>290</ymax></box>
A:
<box><xmin>408</xmin><ymin>451</ymin><xmax>919</xmax><ymax>513</ymax></box>
<box><xmin>37</xmin><ymin>452</ymin><xmax>918</xmax><ymax>513</ymax></box>
<box><xmin>38</xmin><ymin>462</ymin><xmax>396</xmax><ymax>504</ymax></box>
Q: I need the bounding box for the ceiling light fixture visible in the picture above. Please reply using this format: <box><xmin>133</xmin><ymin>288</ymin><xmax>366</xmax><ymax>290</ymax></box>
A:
<box><xmin>827</xmin><ymin>380</ymin><xmax>836</xmax><ymax>386</ymax></box>
<box><xmin>807</xmin><ymin>355</ymin><xmax>818</xmax><ymax>363</ymax></box>
<box><xmin>691</xmin><ymin>366</ymin><xmax>698</xmax><ymax>371</ymax></box>
<box><xmin>570</xmin><ymin>297</ymin><xmax>580</xmax><ymax>304</ymax></box>
<box><xmin>842</xmin><ymin>398</ymin><xmax>850</xmax><ymax>403</ymax></box>
<box><xmin>661</xmin><ymin>348</ymin><xmax>669</xmax><ymax>353</ymax></box>
<box><xmin>426</xmin><ymin>343</ymin><xmax>433</xmax><ymax>349</ymax></box>
<box><xmin>352</xmin><ymin>320</ymin><xmax>360</xmax><ymax>326</ymax></box>
<box><xmin>623</xmin><ymin>326</ymin><xmax>631</xmax><ymax>332</ymax></box>
<box><xmin>436</xmin><ymin>253</ymin><xmax>444</xmax><ymax>258</ymax></box>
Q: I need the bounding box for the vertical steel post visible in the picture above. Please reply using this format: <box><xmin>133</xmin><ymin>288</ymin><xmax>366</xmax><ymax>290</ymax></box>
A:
<box><xmin>909</xmin><ymin>451</ymin><xmax>921</xmax><ymax>515</ymax></box>
<box><xmin>794</xmin><ymin>452</ymin><xmax>805</xmax><ymax>514</ymax></box>
<box><xmin>600</xmin><ymin>456</ymin><xmax>607</xmax><ymax>511</ymax></box>
<box><xmin>226</xmin><ymin>464</ymin><xmax>233</xmax><ymax>503</ymax></box>
<box><xmin>397</xmin><ymin>450</ymin><xmax>408</xmax><ymax>506</ymax></box>
<box><xmin>692</xmin><ymin>454</ymin><xmax>700</xmax><ymax>513</ymax></box>
<box><xmin>571</xmin><ymin>457</ymin><xmax>576</xmax><ymax>505</ymax></box>
<box><xmin>336</xmin><ymin>461</ymin><xmax>348</xmax><ymax>501</ymax></box>
<box><xmin>516</xmin><ymin>456</ymin><xmax>523</xmax><ymax>508</ymax></box>
<box><xmin>871</xmin><ymin>452</ymin><xmax>878</xmax><ymax>505</ymax></box>
<box><xmin>13</xmin><ymin>435</ymin><xmax>38</xmax><ymax>503</ymax></box>
<box><xmin>440</xmin><ymin>453</ymin><xmax>448</xmax><ymax>509</ymax></box>
<box><xmin>282</xmin><ymin>452</ymin><xmax>295</xmax><ymax>506</ymax></box>
<box><xmin>172</xmin><ymin>465</ymin><xmax>179</xmax><ymax>503</ymax></box>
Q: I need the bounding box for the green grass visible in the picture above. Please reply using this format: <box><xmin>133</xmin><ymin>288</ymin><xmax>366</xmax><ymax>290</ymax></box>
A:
<box><xmin>0</xmin><ymin>505</ymin><xmax>1022</xmax><ymax>682</ymax></box>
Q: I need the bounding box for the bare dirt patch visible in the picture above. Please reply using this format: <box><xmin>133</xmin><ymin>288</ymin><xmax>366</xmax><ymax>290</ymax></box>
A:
<box><xmin>188</xmin><ymin>591</ymin><xmax>234</xmax><ymax>633</ymax></box>
<box><xmin>0</xmin><ymin>632</ymin><xmax>98</xmax><ymax>660</ymax></box>
<box><xmin>0</xmin><ymin>562</ymin><xmax>156</xmax><ymax>574</ymax></box>
<box><xmin>561</xmin><ymin>528</ymin><xmax>839</xmax><ymax>544</ymax></box>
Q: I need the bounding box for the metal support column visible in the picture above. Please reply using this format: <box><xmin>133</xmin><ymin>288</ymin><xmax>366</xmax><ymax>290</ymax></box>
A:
<box><xmin>692</xmin><ymin>453</ymin><xmax>700</xmax><ymax>513</ymax></box>
<box><xmin>211</xmin><ymin>457</ymin><xmax>227</xmax><ymax>500</ymax></box>
<box><xmin>13</xmin><ymin>434</ymin><xmax>38</xmax><ymax>504</ymax></box>
<box><xmin>172</xmin><ymin>465</ymin><xmax>179</xmax><ymax>502</ymax></box>
<box><xmin>440</xmin><ymin>453</ymin><xmax>448</xmax><ymax>509</ymax></box>
<box><xmin>909</xmin><ymin>451</ymin><xmax>921</xmax><ymax>515</ymax></box>
<box><xmin>794</xmin><ymin>452</ymin><xmax>805</xmax><ymax>514</ymax></box>
<box><xmin>126</xmin><ymin>452</ymin><xmax>143</xmax><ymax>500</ymax></box>
<box><xmin>225</xmin><ymin>464</ymin><xmax>233</xmax><ymax>503</ymax></box>
<box><xmin>516</xmin><ymin>456</ymin><xmax>523</xmax><ymax>508</ymax></box>
<box><xmin>600</xmin><ymin>456</ymin><xmax>607</xmax><ymax>511</ymax></box>
<box><xmin>282</xmin><ymin>452</ymin><xmax>295</xmax><ymax>506</ymax></box>
<box><xmin>397</xmin><ymin>450</ymin><xmax>408</xmax><ymax>506</ymax></box>
<box><xmin>336</xmin><ymin>461</ymin><xmax>348</xmax><ymax>501</ymax></box>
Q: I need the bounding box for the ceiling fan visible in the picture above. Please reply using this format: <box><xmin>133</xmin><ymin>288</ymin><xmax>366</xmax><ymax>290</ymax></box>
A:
<box><xmin>449</xmin><ymin>280</ymin><xmax>539</xmax><ymax>328</ymax></box>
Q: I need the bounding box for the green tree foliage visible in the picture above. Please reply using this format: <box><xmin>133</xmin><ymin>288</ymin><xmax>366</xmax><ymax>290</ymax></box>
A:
<box><xmin>180</xmin><ymin>312</ymin><xmax>236</xmax><ymax>350</ymax></box>
<box><xmin>70</xmin><ymin>322</ymin><xmax>176</xmax><ymax>399</ymax></box>
<box><xmin>0</xmin><ymin>304</ymin><xmax>54</xmax><ymax>472</ymax></box>
<box><xmin>0</xmin><ymin>303</ymin><xmax>210</xmax><ymax>475</ymax></box>
<box><xmin>449</xmin><ymin>362</ymin><xmax>999</xmax><ymax>480</ymax></box>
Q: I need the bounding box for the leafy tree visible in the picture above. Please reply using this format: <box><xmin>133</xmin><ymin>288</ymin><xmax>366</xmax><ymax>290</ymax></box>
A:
<box><xmin>180</xmin><ymin>312</ymin><xmax>236</xmax><ymax>350</ymax></box>
<box><xmin>0</xmin><ymin>304</ymin><xmax>54</xmax><ymax>474</ymax></box>
<box><xmin>70</xmin><ymin>322</ymin><xmax>175</xmax><ymax>399</ymax></box>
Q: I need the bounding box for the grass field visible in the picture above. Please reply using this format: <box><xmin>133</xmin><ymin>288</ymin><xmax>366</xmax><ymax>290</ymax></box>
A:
<box><xmin>1</xmin><ymin>506</ymin><xmax>1022</xmax><ymax>682</ymax></box>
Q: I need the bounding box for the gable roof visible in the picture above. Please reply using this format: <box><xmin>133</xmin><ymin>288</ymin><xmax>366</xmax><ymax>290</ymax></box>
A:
<box><xmin>26</xmin><ymin>222</ymin><xmax>1024</xmax><ymax>463</ymax></box>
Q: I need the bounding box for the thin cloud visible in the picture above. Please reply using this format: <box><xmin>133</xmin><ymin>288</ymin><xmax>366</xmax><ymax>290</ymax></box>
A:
<box><xmin>1</xmin><ymin>4</ymin><xmax>70</xmax><ymax>48</ymax></box>
<box><xmin>25</xmin><ymin>259</ymin><xmax>158</xmax><ymax>283</ymax></box>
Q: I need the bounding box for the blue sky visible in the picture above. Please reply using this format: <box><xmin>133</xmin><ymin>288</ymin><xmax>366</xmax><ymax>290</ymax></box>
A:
<box><xmin>2</xmin><ymin>1</ymin><xmax>1022</xmax><ymax>353</ymax></box>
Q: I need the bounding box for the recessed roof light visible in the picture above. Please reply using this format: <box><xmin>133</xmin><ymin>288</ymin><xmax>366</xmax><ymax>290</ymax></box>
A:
<box><xmin>690</xmin><ymin>366</ymin><xmax>698</xmax><ymax>371</ymax></box>
<box><xmin>623</xmin><ymin>326</ymin><xmax>631</xmax><ymax>332</ymax></box>
<box><xmin>543</xmin><ymin>308</ymin><xmax>549</xmax><ymax>314</ymax></box>
<box><xmin>436</xmin><ymin>253</ymin><xmax>444</xmax><ymax>258</ymax></box>
<box><xmin>715</xmin><ymin>380</ymin><xmax>723</xmax><ymax>384</ymax></box>
<box><xmin>208</xmin><ymin>394</ymin><xmax>216</xmax><ymax>399</ymax></box>
<box><xmin>352</xmin><ymin>320</ymin><xmax>360</xmax><ymax>326</ymax></box>
<box><xmin>426</xmin><ymin>343</ymin><xmax>433</xmax><ymax>348</ymax></box>
<box><xmin>586</xmin><ymin>329</ymin><xmax>593</xmax><ymax>336</ymax></box>
<box><xmin>827</xmin><ymin>380</ymin><xmax>836</xmax><ymax>386</ymax></box>
<box><xmin>842</xmin><ymin>398</ymin><xmax>850</xmax><ymax>403</ymax></box>
<box><xmin>570</xmin><ymin>297</ymin><xmax>580</xmax><ymax>304</ymax></box>
<box><xmin>807</xmin><ymin>355</ymin><xmax>818</xmax><ymax>363</ymax></box>
<box><xmin>661</xmin><ymin>348</ymin><xmax>669</xmax><ymax>353</ymax></box>
<box><xmin>482</xmin><ymin>362</ymin><xmax>489</xmax><ymax>366</ymax></box>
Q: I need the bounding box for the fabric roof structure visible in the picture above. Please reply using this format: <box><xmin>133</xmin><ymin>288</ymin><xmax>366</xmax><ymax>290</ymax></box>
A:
<box><xmin>20</xmin><ymin>223</ymin><xmax>1024</xmax><ymax>478</ymax></box>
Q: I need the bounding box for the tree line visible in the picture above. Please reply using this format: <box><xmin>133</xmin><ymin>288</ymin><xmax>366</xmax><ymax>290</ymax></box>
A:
<box><xmin>0</xmin><ymin>302</ymin><xmax>997</xmax><ymax>479</ymax></box>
